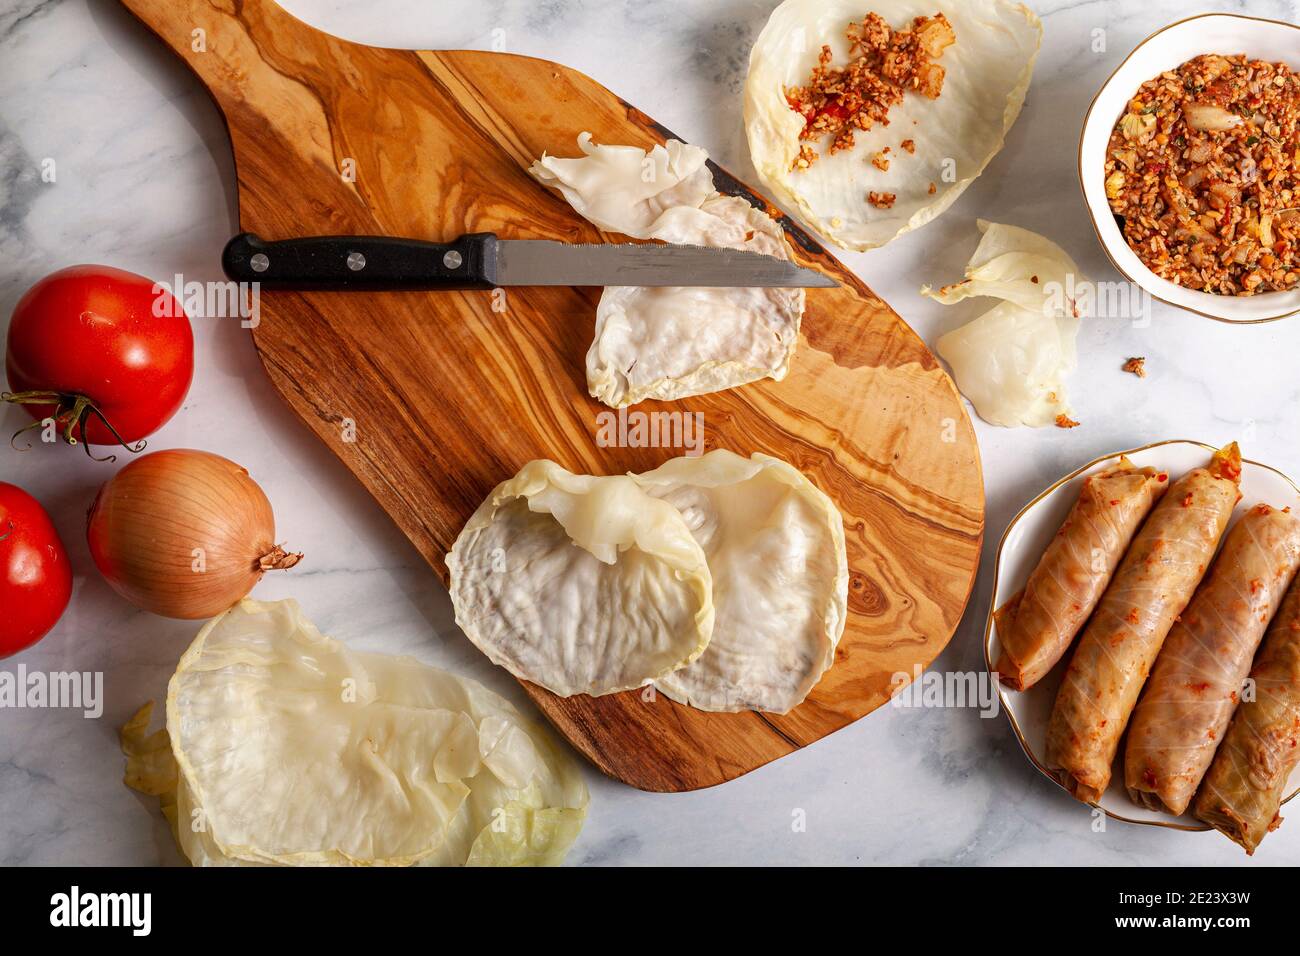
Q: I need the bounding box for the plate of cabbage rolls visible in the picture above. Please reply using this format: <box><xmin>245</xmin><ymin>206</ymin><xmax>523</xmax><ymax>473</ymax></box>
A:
<box><xmin>986</xmin><ymin>439</ymin><xmax>1300</xmax><ymax>854</ymax></box>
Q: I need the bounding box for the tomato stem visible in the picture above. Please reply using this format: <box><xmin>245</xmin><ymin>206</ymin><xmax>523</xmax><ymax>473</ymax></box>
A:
<box><xmin>1</xmin><ymin>389</ymin><xmax>147</xmax><ymax>463</ymax></box>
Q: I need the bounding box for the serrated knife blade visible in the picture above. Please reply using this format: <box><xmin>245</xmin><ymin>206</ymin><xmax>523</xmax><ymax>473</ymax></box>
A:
<box><xmin>495</xmin><ymin>240</ymin><xmax>837</xmax><ymax>288</ymax></box>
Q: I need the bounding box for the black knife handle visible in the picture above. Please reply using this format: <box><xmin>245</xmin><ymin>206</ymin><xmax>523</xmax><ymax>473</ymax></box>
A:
<box><xmin>221</xmin><ymin>233</ymin><xmax>499</xmax><ymax>290</ymax></box>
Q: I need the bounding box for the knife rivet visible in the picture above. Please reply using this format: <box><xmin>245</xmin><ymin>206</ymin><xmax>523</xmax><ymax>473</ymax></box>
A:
<box><xmin>346</xmin><ymin>252</ymin><xmax>366</xmax><ymax>271</ymax></box>
<box><xmin>443</xmin><ymin>250</ymin><xmax>463</xmax><ymax>270</ymax></box>
<box><xmin>250</xmin><ymin>253</ymin><xmax>269</xmax><ymax>273</ymax></box>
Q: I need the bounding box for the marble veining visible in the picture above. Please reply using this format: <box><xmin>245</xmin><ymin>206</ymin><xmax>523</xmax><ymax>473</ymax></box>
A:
<box><xmin>1</xmin><ymin>0</ymin><xmax>1299</xmax><ymax>865</ymax></box>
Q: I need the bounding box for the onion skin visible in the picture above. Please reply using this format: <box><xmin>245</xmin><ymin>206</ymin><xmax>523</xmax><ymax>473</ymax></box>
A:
<box><xmin>86</xmin><ymin>449</ymin><xmax>301</xmax><ymax>619</ymax></box>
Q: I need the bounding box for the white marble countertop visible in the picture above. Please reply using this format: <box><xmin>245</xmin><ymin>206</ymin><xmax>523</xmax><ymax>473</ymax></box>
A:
<box><xmin>2</xmin><ymin>0</ymin><xmax>1299</xmax><ymax>866</ymax></box>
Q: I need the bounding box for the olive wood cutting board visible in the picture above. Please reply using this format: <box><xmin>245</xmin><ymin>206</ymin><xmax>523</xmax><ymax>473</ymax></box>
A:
<box><xmin>120</xmin><ymin>0</ymin><xmax>985</xmax><ymax>792</ymax></box>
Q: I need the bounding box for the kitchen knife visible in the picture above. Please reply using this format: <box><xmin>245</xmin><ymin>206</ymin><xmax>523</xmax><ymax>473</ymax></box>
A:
<box><xmin>222</xmin><ymin>233</ymin><xmax>837</xmax><ymax>291</ymax></box>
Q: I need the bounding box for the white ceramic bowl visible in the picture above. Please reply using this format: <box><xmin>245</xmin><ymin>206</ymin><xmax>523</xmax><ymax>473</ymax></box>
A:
<box><xmin>1079</xmin><ymin>14</ymin><xmax>1300</xmax><ymax>323</ymax></box>
<box><xmin>985</xmin><ymin>440</ymin><xmax>1300</xmax><ymax>830</ymax></box>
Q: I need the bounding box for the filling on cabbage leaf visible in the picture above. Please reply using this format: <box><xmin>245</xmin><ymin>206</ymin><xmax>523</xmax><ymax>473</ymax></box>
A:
<box><xmin>745</xmin><ymin>0</ymin><xmax>1041</xmax><ymax>251</ymax></box>
<box><xmin>121</xmin><ymin>599</ymin><xmax>588</xmax><ymax>867</ymax></box>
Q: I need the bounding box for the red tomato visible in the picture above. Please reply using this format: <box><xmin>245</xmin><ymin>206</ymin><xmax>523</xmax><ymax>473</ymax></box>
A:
<box><xmin>5</xmin><ymin>265</ymin><xmax>194</xmax><ymax>448</ymax></box>
<box><xmin>0</xmin><ymin>482</ymin><xmax>72</xmax><ymax>657</ymax></box>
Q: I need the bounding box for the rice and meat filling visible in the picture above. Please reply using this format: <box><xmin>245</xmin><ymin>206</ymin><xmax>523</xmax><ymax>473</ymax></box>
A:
<box><xmin>1105</xmin><ymin>54</ymin><xmax>1299</xmax><ymax>296</ymax></box>
<box><xmin>785</xmin><ymin>12</ymin><xmax>956</xmax><ymax>176</ymax></box>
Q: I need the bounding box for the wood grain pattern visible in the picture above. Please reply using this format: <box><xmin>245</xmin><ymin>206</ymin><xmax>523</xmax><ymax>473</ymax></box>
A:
<box><xmin>119</xmin><ymin>0</ymin><xmax>985</xmax><ymax>791</ymax></box>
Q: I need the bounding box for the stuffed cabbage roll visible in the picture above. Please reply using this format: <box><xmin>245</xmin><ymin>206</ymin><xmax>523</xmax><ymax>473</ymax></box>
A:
<box><xmin>996</xmin><ymin>457</ymin><xmax>1168</xmax><ymax>691</ymax></box>
<box><xmin>1125</xmin><ymin>504</ymin><xmax>1300</xmax><ymax>815</ymax></box>
<box><xmin>1194</xmin><ymin>577</ymin><xmax>1300</xmax><ymax>853</ymax></box>
<box><xmin>1045</xmin><ymin>443</ymin><xmax>1241</xmax><ymax>804</ymax></box>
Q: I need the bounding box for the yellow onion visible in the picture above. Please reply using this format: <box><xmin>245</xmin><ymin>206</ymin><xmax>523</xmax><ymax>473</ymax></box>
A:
<box><xmin>87</xmin><ymin>449</ymin><xmax>301</xmax><ymax>619</ymax></box>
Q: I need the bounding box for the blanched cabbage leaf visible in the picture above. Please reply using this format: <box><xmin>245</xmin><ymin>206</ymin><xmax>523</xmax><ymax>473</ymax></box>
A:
<box><xmin>528</xmin><ymin>132</ymin><xmax>713</xmax><ymax>238</ymax></box>
<box><xmin>121</xmin><ymin>599</ymin><xmax>588</xmax><ymax>867</ymax></box>
<box><xmin>530</xmin><ymin>135</ymin><xmax>804</xmax><ymax>408</ymax></box>
<box><xmin>924</xmin><ymin>220</ymin><xmax>1084</xmax><ymax>428</ymax></box>
<box><xmin>589</xmin><ymin>195</ymin><xmax>803</xmax><ymax>407</ymax></box>
<box><xmin>634</xmin><ymin>450</ymin><xmax>848</xmax><ymax>713</ymax></box>
<box><xmin>447</xmin><ymin>460</ymin><xmax>714</xmax><ymax>696</ymax></box>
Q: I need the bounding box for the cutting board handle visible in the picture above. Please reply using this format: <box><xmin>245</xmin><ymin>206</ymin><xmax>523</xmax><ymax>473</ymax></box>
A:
<box><xmin>119</xmin><ymin>0</ymin><xmax>321</xmax><ymax>108</ymax></box>
<box><xmin>120</xmin><ymin>0</ymin><xmax>302</xmax><ymax>37</ymax></box>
